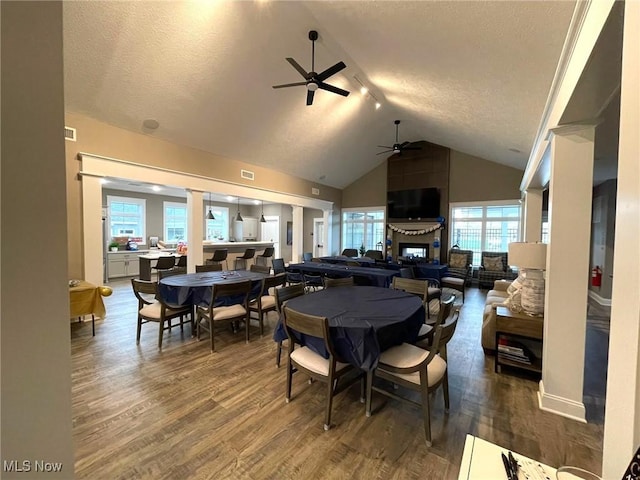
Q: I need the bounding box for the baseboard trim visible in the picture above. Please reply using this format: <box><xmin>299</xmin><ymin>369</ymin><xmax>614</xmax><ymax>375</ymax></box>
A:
<box><xmin>588</xmin><ymin>290</ymin><xmax>612</xmax><ymax>306</ymax></box>
<box><xmin>538</xmin><ymin>380</ymin><xmax>587</xmax><ymax>423</ymax></box>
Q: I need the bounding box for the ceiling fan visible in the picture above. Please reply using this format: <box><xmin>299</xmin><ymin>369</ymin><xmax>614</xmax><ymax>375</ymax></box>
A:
<box><xmin>377</xmin><ymin>120</ymin><xmax>422</xmax><ymax>155</ymax></box>
<box><xmin>272</xmin><ymin>30</ymin><xmax>350</xmax><ymax>106</ymax></box>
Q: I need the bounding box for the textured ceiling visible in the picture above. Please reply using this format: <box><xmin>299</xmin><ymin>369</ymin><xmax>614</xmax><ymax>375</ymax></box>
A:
<box><xmin>63</xmin><ymin>1</ymin><xmax>576</xmax><ymax>189</ymax></box>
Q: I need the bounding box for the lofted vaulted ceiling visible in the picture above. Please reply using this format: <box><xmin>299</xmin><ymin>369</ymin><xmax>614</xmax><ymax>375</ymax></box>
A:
<box><xmin>63</xmin><ymin>1</ymin><xmax>576</xmax><ymax>189</ymax></box>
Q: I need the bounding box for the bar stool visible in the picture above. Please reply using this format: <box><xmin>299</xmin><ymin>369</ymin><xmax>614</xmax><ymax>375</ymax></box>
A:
<box><xmin>234</xmin><ymin>248</ymin><xmax>256</xmax><ymax>270</ymax></box>
<box><xmin>152</xmin><ymin>256</ymin><xmax>177</xmax><ymax>282</ymax></box>
<box><xmin>173</xmin><ymin>255</ymin><xmax>187</xmax><ymax>274</ymax></box>
<box><xmin>206</xmin><ymin>249</ymin><xmax>228</xmax><ymax>270</ymax></box>
<box><xmin>255</xmin><ymin>247</ymin><xmax>274</xmax><ymax>268</ymax></box>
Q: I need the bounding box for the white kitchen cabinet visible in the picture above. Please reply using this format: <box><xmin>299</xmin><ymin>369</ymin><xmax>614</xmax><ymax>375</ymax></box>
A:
<box><xmin>107</xmin><ymin>252</ymin><xmax>140</xmax><ymax>279</ymax></box>
<box><xmin>242</xmin><ymin>217</ymin><xmax>259</xmax><ymax>240</ymax></box>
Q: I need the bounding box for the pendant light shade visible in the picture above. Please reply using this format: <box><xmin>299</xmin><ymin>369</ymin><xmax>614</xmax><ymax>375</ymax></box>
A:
<box><xmin>235</xmin><ymin>198</ymin><xmax>243</xmax><ymax>222</ymax></box>
<box><xmin>260</xmin><ymin>201</ymin><xmax>266</xmax><ymax>223</ymax></box>
<box><xmin>206</xmin><ymin>192</ymin><xmax>215</xmax><ymax>220</ymax></box>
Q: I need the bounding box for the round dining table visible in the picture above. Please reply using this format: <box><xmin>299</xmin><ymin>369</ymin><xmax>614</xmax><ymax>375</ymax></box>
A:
<box><xmin>158</xmin><ymin>270</ymin><xmax>268</xmax><ymax>307</ymax></box>
<box><xmin>273</xmin><ymin>286</ymin><xmax>425</xmax><ymax>370</ymax></box>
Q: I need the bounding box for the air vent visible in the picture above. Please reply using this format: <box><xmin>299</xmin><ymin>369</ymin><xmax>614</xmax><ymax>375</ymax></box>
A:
<box><xmin>312</xmin><ymin>187</ymin><xmax>320</xmax><ymax>196</ymax></box>
<box><xmin>241</xmin><ymin>169</ymin><xmax>255</xmax><ymax>181</ymax></box>
<box><xmin>64</xmin><ymin>126</ymin><xmax>76</xmax><ymax>141</ymax></box>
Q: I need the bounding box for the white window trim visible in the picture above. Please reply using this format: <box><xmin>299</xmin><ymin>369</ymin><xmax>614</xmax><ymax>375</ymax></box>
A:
<box><xmin>107</xmin><ymin>195</ymin><xmax>146</xmax><ymax>245</ymax></box>
<box><xmin>164</xmin><ymin>201</ymin><xmax>188</xmax><ymax>243</ymax></box>
<box><xmin>341</xmin><ymin>206</ymin><xmax>386</xmax><ymax>252</ymax></box>
<box><xmin>204</xmin><ymin>205</ymin><xmax>230</xmax><ymax>241</ymax></box>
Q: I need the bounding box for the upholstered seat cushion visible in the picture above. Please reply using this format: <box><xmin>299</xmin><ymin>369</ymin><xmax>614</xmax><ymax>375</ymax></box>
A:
<box><xmin>211</xmin><ymin>304</ymin><xmax>247</xmax><ymax>321</ymax></box>
<box><xmin>140</xmin><ymin>302</ymin><xmax>189</xmax><ymax>320</ymax></box>
<box><xmin>290</xmin><ymin>346</ymin><xmax>350</xmax><ymax>376</ymax></box>
<box><xmin>441</xmin><ymin>276</ymin><xmax>464</xmax><ymax>287</ymax></box>
<box><xmin>481</xmin><ymin>280</ymin><xmax>511</xmax><ymax>350</ymax></box>
<box><xmin>250</xmin><ymin>295</ymin><xmax>276</xmax><ymax>309</ymax></box>
<box><xmin>378</xmin><ymin>343</ymin><xmax>446</xmax><ymax>387</ymax></box>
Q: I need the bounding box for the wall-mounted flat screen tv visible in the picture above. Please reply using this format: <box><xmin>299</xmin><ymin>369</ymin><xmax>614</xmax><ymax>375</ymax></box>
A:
<box><xmin>387</xmin><ymin>188</ymin><xmax>440</xmax><ymax>219</ymax></box>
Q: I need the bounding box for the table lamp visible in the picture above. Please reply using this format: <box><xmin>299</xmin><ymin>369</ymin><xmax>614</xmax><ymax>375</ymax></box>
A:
<box><xmin>508</xmin><ymin>242</ymin><xmax>547</xmax><ymax>316</ymax></box>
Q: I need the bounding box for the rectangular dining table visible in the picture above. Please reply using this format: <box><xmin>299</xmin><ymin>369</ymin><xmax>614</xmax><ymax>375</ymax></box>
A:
<box><xmin>287</xmin><ymin>262</ymin><xmax>399</xmax><ymax>288</ymax></box>
<box><xmin>273</xmin><ymin>286</ymin><xmax>425</xmax><ymax>370</ymax></box>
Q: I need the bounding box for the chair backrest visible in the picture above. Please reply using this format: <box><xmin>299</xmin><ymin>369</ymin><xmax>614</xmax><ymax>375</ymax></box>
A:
<box><xmin>364</xmin><ymin>250</ymin><xmax>384</xmax><ymax>260</ymax></box>
<box><xmin>261</xmin><ymin>247</ymin><xmax>274</xmax><ymax>258</ymax></box>
<box><xmin>480</xmin><ymin>251</ymin><xmax>508</xmax><ymax>272</ymax></box>
<box><xmin>392</xmin><ymin>276</ymin><xmax>428</xmax><ymax>301</ymax></box>
<box><xmin>176</xmin><ymin>255</ymin><xmax>187</xmax><ymax>267</ymax></box>
<box><xmin>210</xmin><ymin>280</ymin><xmax>252</xmax><ymax>308</ymax></box>
<box><xmin>131</xmin><ymin>278</ymin><xmax>157</xmax><ymax>306</ymax></box>
<box><xmin>196</xmin><ymin>263</ymin><xmax>222</xmax><ymax>272</ymax></box>
<box><xmin>155</xmin><ymin>256</ymin><xmax>177</xmax><ymax>270</ymax></box>
<box><xmin>447</xmin><ymin>248</ymin><xmax>473</xmax><ymax>269</ymax></box>
<box><xmin>302</xmin><ymin>252</ymin><xmax>313</xmax><ymax>262</ymax></box>
<box><xmin>240</xmin><ymin>248</ymin><xmax>256</xmax><ymax>260</ymax></box>
<box><xmin>434</xmin><ymin>295</ymin><xmax>456</xmax><ymax>327</ymax></box>
<box><xmin>283</xmin><ymin>306</ymin><xmax>336</xmax><ymax>359</ymax></box>
<box><xmin>210</xmin><ymin>249</ymin><xmax>228</xmax><ymax>262</ymax></box>
<box><xmin>433</xmin><ymin>308</ymin><xmax>460</xmax><ymax>361</ymax></box>
<box><xmin>341</xmin><ymin>248</ymin><xmax>358</xmax><ymax>257</ymax></box>
<box><xmin>323</xmin><ymin>276</ymin><xmax>354</xmax><ymax>288</ymax></box>
<box><xmin>399</xmin><ymin>267</ymin><xmax>415</xmax><ymax>279</ymax></box>
<box><xmin>250</xmin><ymin>264</ymin><xmax>271</xmax><ymax>274</ymax></box>
<box><xmin>261</xmin><ymin>273</ymin><xmax>287</xmax><ymax>294</ymax></box>
<box><xmin>274</xmin><ymin>283</ymin><xmax>305</xmax><ymax>313</ymax></box>
<box><xmin>158</xmin><ymin>269</ymin><xmax>184</xmax><ymax>280</ymax></box>
<box><xmin>272</xmin><ymin>258</ymin><xmax>286</xmax><ymax>275</ymax></box>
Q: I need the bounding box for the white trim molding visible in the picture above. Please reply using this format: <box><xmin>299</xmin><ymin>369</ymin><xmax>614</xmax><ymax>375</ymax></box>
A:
<box><xmin>538</xmin><ymin>380</ymin><xmax>587</xmax><ymax>423</ymax></box>
<box><xmin>588</xmin><ymin>290</ymin><xmax>612</xmax><ymax>307</ymax></box>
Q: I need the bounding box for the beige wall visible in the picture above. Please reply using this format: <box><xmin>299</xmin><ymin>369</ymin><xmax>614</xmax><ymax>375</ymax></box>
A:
<box><xmin>65</xmin><ymin>112</ymin><xmax>342</xmax><ymax>278</ymax></box>
<box><xmin>341</xmin><ymin>161</ymin><xmax>387</xmax><ymax>208</ymax></box>
<box><xmin>449</xmin><ymin>150</ymin><xmax>524</xmax><ymax>202</ymax></box>
<box><xmin>1</xmin><ymin>2</ymin><xmax>75</xmax><ymax>477</ymax></box>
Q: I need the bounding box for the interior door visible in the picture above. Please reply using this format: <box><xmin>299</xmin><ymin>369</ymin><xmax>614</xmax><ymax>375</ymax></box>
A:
<box><xmin>261</xmin><ymin>216</ymin><xmax>280</xmax><ymax>259</ymax></box>
<box><xmin>313</xmin><ymin>218</ymin><xmax>325</xmax><ymax>258</ymax></box>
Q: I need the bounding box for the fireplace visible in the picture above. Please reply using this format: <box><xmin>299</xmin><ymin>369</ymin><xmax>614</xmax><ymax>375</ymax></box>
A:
<box><xmin>399</xmin><ymin>242</ymin><xmax>430</xmax><ymax>260</ymax></box>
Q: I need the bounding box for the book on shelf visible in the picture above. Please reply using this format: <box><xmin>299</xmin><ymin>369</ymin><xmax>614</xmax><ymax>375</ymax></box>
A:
<box><xmin>497</xmin><ymin>337</ymin><xmax>536</xmax><ymax>364</ymax></box>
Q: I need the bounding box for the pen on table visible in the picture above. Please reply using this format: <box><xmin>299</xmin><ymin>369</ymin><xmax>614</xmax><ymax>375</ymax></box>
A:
<box><xmin>501</xmin><ymin>452</ymin><xmax>515</xmax><ymax>480</ymax></box>
<box><xmin>508</xmin><ymin>451</ymin><xmax>519</xmax><ymax>476</ymax></box>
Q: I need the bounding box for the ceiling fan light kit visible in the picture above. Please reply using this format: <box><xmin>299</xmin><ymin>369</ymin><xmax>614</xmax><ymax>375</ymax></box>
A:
<box><xmin>272</xmin><ymin>30</ymin><xmax>350</xmax><ymax>106</ymax></box>
<box><xmin>377</xmin><ymin>120</ymin><xmax>422</xmax><ymax>155</ymax></box>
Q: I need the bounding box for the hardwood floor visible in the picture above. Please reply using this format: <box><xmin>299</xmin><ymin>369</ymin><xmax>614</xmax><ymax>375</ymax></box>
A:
<box><xmin>72</xmin><ymin>280</ymin><xmax>604</xmax><ymax>479</ymax></box>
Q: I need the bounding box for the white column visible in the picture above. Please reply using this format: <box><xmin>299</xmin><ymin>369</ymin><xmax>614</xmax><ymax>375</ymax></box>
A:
<box><xmin>523</xmin><ymin>189</ymin><xmax>543</xmax><ymax>242</ymax></box>
<box><xmin>291</xmin><ymin>205</ymin><xmax>304</xmax><ymax>263</ymax></box>
<box><xmin>539</xmin><ymin>124</ymin><xmax>595</xmax><ymax>421</ymax></box>
<box><xmin>323</xmin><ymin>209</ymin><xmax>333</xmax><ymax>258</ymax></box>
<box><xmin>603</xmin><ymin>1</ymin><xmax>640</xmax><ymax>477</ymax></box>
<box><xmin>186</xmin><ymin>189</ymin><xmax>204</xmax><ymax>272</ymax></box>
<box><xmin>82</xmin><ymin>174</ymin><xmax>104</xmax><ymax>286</ymax></box>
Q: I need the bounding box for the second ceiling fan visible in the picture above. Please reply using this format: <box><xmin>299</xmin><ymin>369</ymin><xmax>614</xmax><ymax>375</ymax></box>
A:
<box><xmin>377</xmin><ymin>120</ymin><xmax>422</xmax><ymax>155</ymax></box>
<box><xmin>272</xmin><ymin>30</ymin><xmax>350</xmax><ymax>106</ymax></box>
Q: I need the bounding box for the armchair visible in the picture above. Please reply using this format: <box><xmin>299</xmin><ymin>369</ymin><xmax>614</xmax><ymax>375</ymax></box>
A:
<box><xmin>440</xmin><ymin>248</ymin><xmax>473</xmax><ymax>302</ymax></box>
<box><xmin>477</xmin><ymin>251</ymin><xmax>517</xmax><ymax>289</ymax></box>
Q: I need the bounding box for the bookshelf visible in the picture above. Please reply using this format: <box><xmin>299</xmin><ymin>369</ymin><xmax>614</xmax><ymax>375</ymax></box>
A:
<box><xmin>494</xmin><ymin>306</ymin><xmax>544</xmax><ymax>376</ymax></box>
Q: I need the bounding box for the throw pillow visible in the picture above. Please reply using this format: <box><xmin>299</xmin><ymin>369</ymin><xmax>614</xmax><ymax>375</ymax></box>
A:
<box><xmin>483</xmin><ymin>256</ymin><xmax>504</xmax><ymax>272</ymax></box>
<box><xmin>449</xmin><ymin>253</ymin><xmax>467</xmax><ymax>268</ymax></box>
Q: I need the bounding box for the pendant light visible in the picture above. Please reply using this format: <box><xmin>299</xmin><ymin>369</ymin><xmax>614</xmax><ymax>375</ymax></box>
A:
<box><xmin>260</xmin><ymin>201</ymin><xmax>266</xmax><ymax>223</ymax></box>
<box><xmin>206</xmin><ymin>192</ymin><xmax>215</xmax><ymax>220</ymax></box>
<box><xmin>235</xmin><ymin>197</ymin><xmax>243</xmax><ymax>222</ymax></box>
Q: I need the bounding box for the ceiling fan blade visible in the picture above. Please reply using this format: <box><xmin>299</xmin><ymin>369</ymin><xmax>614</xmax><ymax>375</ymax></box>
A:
<box><xmin>272</xmin><ymin>81</ymin><xmax>308</xmax><ymax>89</ymax></box>
<box><xmin>318</xmin><ymin>82</ymin><xmax>350</xmax><ymax>97</ymax></box>
<box><xmin>286</xmin><ymin>58</ymin><xmax>310</xmax><ymax>79</ymax></box>
<box><xmin>377</xmin><ymin>145</ymin><xmax>393</xmax><ymax>149</ymax></box>
<box><xmin>400</xmin><ymin>141</ymin><xmax>411</xmax><ymax>148</ymax></box>
<box><xmin>306</xmin><ymin>89</ymin><xmax>315</xmax><ymax>106</ymax></box>
<box><xmin>316</xmin><ymin>61</ymin><xmax>346</xmax><ymax>82</ymax></box>
<box><xmin>377</xmin><ymin>149</ymin><xmax>393</xmax><ymax>155</ymax></box>
<box><xmin>402</xmin><ymin>146</ymin><xmax>422</xmax><ymax>151</ymax></box>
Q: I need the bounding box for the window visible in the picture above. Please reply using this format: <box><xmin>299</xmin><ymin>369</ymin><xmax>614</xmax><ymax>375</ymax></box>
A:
<box><xmin>107</xmin><ymin>195</ymin><xmax>145</xmax><ymax>242</ymax></box>
<box><xmin>342</xmin><ymin>208</ymin><xmax>385</xmax><ymax>254</ymax></box>
<box><xmin>164</xmin><ymin>202</ymin><xmax>188</xmax><ymax>243</ymax></box>
<box><xmin>449</xmin><ymin>201</ymin><xmax>520</xmax><ymax>264</ymax></box>
<box><xmin>205</xmin><ymin>206</ymin><xmax>230</xmax><ymax>241</ymax></box>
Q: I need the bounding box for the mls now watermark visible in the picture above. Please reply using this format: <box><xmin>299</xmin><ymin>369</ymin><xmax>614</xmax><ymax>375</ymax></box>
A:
<box><xmin>3</xmin><ymin>460</ymin><xmax>64</xmax><ymax>473</ymax></box>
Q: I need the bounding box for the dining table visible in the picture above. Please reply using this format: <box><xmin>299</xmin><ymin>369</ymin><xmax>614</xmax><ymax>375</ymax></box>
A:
<box><xmin>287</xmin><ymin>262</ymin><xmax>399</xmax><ymax>288</ymax></box>
<box><xmin>273</xmin><ymin>286</ymin><xmax>425</xmax><ymax>370</ymax></box>
<box><xmin>158</xmin><ymin>270</ymin><xmax>268</xmax><ymax>308</ymax></box>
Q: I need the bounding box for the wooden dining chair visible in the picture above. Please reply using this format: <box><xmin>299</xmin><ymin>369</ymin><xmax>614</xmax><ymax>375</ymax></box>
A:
<box><xmin>392</xmin><ymin>276</ymin><xmax>441</xmax><ymax>320</ymax></box>
<box><xmin>323</xmin><ymin>276</ymin><xmax>354</xmax><ymax>288</ymax></box>
<box><xmin>365</xmin><ymin>307</ymin><xmax>460</xmax><ymax>446</ymax></box>
<box><xmin>131</xmin><ymin>279</ymin><xmax>192</xmax><ymax>350</ymax></box>
<box><xmin>282</xmin><ymin>305</ymin><xmax>362</xmax><ymax>431</ymax></box>
<box><xmin>274</xmin><ymin>284</ymin><xmax>305</xmax><ymax>367</ymax></box>
<box><xmin>248</xmin><ymin>273</ymin><xmax>286</xmax><ymax>337</ymax></box>
<box><xmin>195</xmin><ymin>263</ymin><xmax>222</xmax><ymax>272</ymax></box>
<box><xmin>195</xmin><ymin>280</ymin><xmax>252</xmax><ymax>351</ymax></box>
<box><xmin>250</xmin><ymin>264</ymin><xmax>271</xmax><ymax>275</ymax></box>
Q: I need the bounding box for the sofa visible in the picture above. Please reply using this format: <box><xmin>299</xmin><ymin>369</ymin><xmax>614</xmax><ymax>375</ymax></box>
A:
<box><xmin>481</xmin><ymin>279</ymin><xmax>512</xmax><ymax>352</ymax></box>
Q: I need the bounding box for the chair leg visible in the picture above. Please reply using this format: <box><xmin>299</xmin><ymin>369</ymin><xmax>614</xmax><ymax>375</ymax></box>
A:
<box><xmin>324</xmin><ymin>373</ymin><xmax>335</xmax><ymax>431</ymax></box>
<box><xmin>136</xmin><ymin>316</ymin><xmax>142</xmax><ymax>344</ymax></box>
<box><xmin>259</xmin><ymin>312</ymin><xmax>264</xmax><ymax>336</ymax></box>
<box><xmin>276</xmin><ymin>341</ymin><xmax>283</xmax><ymax>367</ymax></box>
<box><xmin>91</xmin><ymin>314</ymin><xmax>95</xmax><ymax>336</ymax></box>
<box><xmin>420</xmin><ymin>374</ymin><xmax>432</xmax><ymax>447</ymax></box>
<box><xmin>158</xmin><ymin>320</ymin><xmax>164</xmax><ymax>350</ymax></box>
<box><xmin>443</xmin><ymin>370</ymin><xmax>450</xmax><ymax>412</ymax></box>
<box><xmin>245</xmin><ymin>312</ymin><xmax>250</xmax><ymax>344</ymax></box>
<box><xmin>365</xmin><ymin>370</ymin><xmax>374</xmax><ymax>417</ymax></box>
<box><xmin>285</xmin><ymin>359</ymin><xmax>293</xmax><ymax>403</ymax></box>
<box><xmin>209</xmin><ymin>318</ymin><xmax>215</xmax><ymax>352</ymax></box>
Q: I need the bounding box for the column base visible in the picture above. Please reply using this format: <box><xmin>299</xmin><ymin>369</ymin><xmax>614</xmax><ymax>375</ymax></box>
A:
<box><xmin>538</xmin><ymin>379</ymin><xmax>587</xmax><ymax>422</ymax></box>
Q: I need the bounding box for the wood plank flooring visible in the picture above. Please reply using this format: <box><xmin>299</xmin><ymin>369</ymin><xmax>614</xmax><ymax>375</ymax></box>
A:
<box><xmin>71</xmin><ymin>280</ymin><xmax>604</xmax><ymax>479</ymax></box>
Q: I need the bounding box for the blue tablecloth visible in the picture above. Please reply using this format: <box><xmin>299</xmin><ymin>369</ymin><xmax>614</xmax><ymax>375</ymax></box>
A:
<box><xmin>319</xmin><ymin>256</ymin><xmax>376</xmax><ymax>266</ymax></box>
<box><xmin>287</xmin><ymin>262</ymin><xmax>398</xmax><ymax>288</ymax></box>
<box><xmin>273</xmin><ymin>286</ymin><xmax>424</xmax><ymax>370</ymax></box>
<box><xmin>158</xmin><ymin>270</ymin><xmax>267</xmax><ymax>307</ymax></box>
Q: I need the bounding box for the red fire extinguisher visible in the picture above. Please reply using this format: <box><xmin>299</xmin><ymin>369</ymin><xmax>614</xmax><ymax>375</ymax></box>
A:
<box><xmin>592</xmin><ymin>266</ymin><xmax>602</xmax><ymax>287</ymax></box>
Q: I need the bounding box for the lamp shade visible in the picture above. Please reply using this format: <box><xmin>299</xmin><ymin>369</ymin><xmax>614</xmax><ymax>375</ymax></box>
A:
<box><xmin>508</xmin><ymin>242</ymin><xmax>547</xmax><ymax>270</ymax></box>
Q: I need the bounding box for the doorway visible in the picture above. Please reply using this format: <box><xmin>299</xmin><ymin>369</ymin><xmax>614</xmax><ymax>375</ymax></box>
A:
<box><xmin>313</xmin><ymin>218</ymin><xmax>325</xmax><ymax>258</ymax></box>
<box><xmin>261</xmin><ymin>216</ymin><xmax>280</xmax><ymax>259</ymax></box>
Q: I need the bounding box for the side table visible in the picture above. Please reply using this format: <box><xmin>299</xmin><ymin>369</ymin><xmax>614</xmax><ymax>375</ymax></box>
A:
<box><xmin>494</xmin><ymin>306</ymin><xmax>544</xmax><ymax>376</ymax></box>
